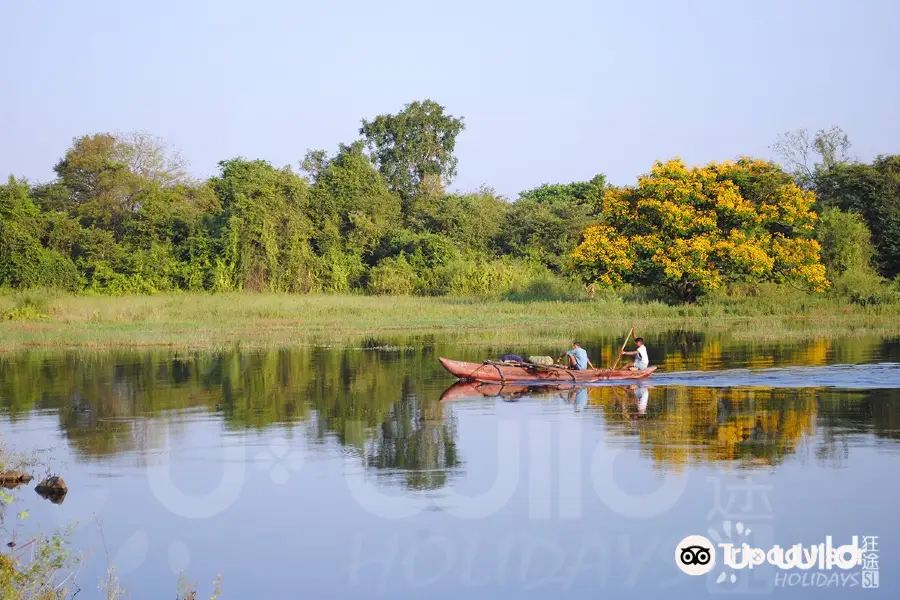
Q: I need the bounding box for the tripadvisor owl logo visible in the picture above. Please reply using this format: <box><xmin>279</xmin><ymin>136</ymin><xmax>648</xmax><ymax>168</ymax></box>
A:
<box><xmin>676</xmin><ymin>535</ymin><xmax>717</xmax><ymax>576</ymax></box>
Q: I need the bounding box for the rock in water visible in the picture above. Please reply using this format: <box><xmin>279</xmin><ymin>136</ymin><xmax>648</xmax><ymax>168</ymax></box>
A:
<box><xmin>0</xmin><ymin>471</ymin><xmax>33</xmax><ymax>488</ymax></box>
<box><xmin>35</xmin><ymin>475</ymin><xmax>68</xmax><ymax>500</ymax></box>
<box><xmin>35</xmin><ymin>476</ymin><xmax>68</xmax><ymax>505</ymax></box>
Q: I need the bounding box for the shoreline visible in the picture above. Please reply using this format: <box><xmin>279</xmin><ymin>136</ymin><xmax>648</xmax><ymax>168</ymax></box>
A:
<box><xmin>2</xmin><ymin>292</ymin><xmax>899</xmax><ymax>352</ymax></box>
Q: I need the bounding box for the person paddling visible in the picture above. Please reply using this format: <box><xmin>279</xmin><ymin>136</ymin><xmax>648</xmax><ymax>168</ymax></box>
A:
<box><xmin>619</xmin><ymin>337</ymin><xmax>649</xmax><ymax>371</ymax></box>
<box><xmin>559</xmin><ymin>342</ymin><xmax>595</xmax><ymax>371</ymax></box>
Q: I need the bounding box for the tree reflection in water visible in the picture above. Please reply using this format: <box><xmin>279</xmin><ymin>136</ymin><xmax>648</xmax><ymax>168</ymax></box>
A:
<box><xmin>440</xmin><ymin>377</ymin><xmax>900</xmax><ymax>472</ymax></box>
<box><xmin>0</xmin><ymin>334</ymin><xmax>897</xmax><ymax>490</ymax></box>
<box><xmin>365</xmin><ymin>382</ymin><xmax>461</xmax><ymax>490</ymax></box>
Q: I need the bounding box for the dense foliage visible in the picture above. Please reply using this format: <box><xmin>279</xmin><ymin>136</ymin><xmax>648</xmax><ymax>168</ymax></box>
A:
<box><xmin>1</xmin><ymin>104</ymin><xmax>898</xmax><ymax>303</ymax></box>
<box><xmin>815</xmin><ymin>155</ymin><xmax>900</xmax><ymax>279</ymax></box>
<box><xmin>570</xmin><ymin>158</ymin><xmax>829</xmax><ymax>301</ymax></box>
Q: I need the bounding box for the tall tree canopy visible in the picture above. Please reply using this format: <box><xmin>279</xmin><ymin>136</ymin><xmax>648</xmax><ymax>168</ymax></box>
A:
<box><xmin>359</xmin><ymin>99</ymin><xmax>465</xmax><ymax>208</ymax></box>
<box><xmin>51</xmin><ymin>133</ymin><xmax>189</xmax><ymax>216</ymax></box>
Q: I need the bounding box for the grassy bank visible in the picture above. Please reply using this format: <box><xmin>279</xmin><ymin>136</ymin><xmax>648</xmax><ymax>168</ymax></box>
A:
<box><xmin>2</xmin><ymin>287</ymin><xmax>900</xmax><ymax>352</ymax></box>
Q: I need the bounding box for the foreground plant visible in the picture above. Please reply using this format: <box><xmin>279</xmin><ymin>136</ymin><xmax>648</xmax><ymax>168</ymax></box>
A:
<box><xmin>176</xmin><ymin>572</ymin><xmax>223</xmax><ymax>600</ymax></box>
<box><xmin>0</xmin><ymin>450</ymin><xmax>221</xmax><ymax>599</ymax></box>
<box><xmin>0</xmin><ymin>491</ymin><xmax>79</xmax><ymax>599</ymax></box>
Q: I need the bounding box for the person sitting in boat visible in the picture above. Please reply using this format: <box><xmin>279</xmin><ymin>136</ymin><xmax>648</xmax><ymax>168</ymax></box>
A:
<box><xmin>619</xmin><ymin>337</ymin><xmax>649</xmax><ymax>371</ymax></box>
<box><xmin>559</xmin><ymin>342</ymin><xmax>595</xmax><ymax>370</ymax></box>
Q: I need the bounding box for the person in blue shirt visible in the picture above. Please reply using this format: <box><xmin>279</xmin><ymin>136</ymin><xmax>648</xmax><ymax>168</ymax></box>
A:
<box><xmin>559</xmin><ymin>342</ymin><xmax>594</xmax><ymax>370</ymax></box>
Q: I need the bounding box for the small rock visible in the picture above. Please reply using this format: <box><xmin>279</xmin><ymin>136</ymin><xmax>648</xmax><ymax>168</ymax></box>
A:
<box><xmin>35</xmin><ymin>475</ymin><xmax>67</xmax><ymax>495</ymax></box>
<box><xmin>35</xmin><ymin>476</ymin><xmax>68</xmax><ymax>505</ymax></box>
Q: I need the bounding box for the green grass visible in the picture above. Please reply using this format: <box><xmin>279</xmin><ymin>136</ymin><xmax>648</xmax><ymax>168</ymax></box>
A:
<box><xmin>1</xmin><ymin>287</ymin><xmax>899</xmax><ymax>352</ymax></box>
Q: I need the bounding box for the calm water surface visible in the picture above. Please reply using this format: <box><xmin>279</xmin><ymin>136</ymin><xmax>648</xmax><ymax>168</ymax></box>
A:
<box><xmin>1</xmin><ymin>331</ymin><xmax>899</xmax><ymax>598</ymax></box>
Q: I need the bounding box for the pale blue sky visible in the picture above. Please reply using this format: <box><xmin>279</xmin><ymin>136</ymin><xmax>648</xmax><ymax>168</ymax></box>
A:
<box><xmin>3</xmin><ymin>0</ymin><xmax>899</xmax><ymax>198</ymax></box>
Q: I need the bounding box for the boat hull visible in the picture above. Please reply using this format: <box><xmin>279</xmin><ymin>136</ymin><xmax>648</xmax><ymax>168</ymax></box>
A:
<box><xmin>438</xmin><ymin>357</ymin><xmax>656</xmax><ymax>383</ymax></box>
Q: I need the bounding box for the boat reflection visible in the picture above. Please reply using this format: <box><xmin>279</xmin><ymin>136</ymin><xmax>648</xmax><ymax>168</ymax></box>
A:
<box><xmin>439</xmin><ymin>381</ymin><xmax>539</xmax><ymax>402</ymax></box>
<box><xmin>439</xmin><ymin>380</ymin><xmax>652</xmax><ymax>413</ymax></box>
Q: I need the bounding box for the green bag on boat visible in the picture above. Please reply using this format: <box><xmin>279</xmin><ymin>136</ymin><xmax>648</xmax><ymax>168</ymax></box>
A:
<box><xmin>528</xmin><ymin>356</ymin><xmax>554</xmax><ymax>366</ymax></box>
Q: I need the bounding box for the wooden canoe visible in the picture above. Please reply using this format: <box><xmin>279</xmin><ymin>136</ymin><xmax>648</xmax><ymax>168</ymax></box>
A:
<box><xmin>438</xmin><ymin>357</ymin><xmax>656</xmax><ymax>383</ymax></box>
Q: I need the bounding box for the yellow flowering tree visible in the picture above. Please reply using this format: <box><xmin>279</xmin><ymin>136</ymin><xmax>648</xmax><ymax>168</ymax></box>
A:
<box><xmin>570</xmin><ymin>158</ymin><xmax>829</xmax><ymax>301</ymax></box>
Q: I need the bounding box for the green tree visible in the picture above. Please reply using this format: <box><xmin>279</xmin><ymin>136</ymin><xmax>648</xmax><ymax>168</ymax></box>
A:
<box><xmin>814</xmin><ymin>207</ymin><xmax>894</xmax><ymax>305</ymax></box>
<box><xmin>210</xmin><ymin>159</ymin><xmax>316</xmax><ymax>292</ymax></box>
<box><xmin>0</xmin><ymin>176</ymin><xmax>79</xmax><ymax>290</ymax></box>
<box><xmin>51</xmin><ymin>132</ymin><xmax>191</xmax><ymax>233</ymax></box>
<box><xmin>305</xmin><ymin>142</ymin><xmax>402</xmax><ymax>257</ymax></box>
<box><xmin>408</xmin><ymin>186</ymin><xmax>508</xmax><ymax>255</ymax></box>
<box><xmin>359</xmin><ymin>99</ymin><xmax>465</xmax><ymax>211</ymax></box>
<box><xmin>518</xmin><ymin>177</ymin><xmax>606</xmax><ymax>210</ymax></box>
<box><xmin>815</xmin><ymin>156</ymin><xmax>900</xmax><ymax>278</ymax></box>
<box><xmin>117</xmin><ymin>183</ymin><xmax>220</xmax><ymax>291</ymax></box>
<box><xmin>499</xmin><ymin>176</ymin><xmax>606</xmax><ymax>272</ymax></box>
<box><xmin>44</xmin><ymin>133</ymin><xmax>217</xmax><ymax>294</ymax></box>
<box><xmin>367</xmin><ymin>254</ymin><xmax>419</xmax><ymax>295</ymax></box>
<box><xmin>816</xmin><ymin>207</ymin><xmax>876</xmax><ymax>278</ymax></box>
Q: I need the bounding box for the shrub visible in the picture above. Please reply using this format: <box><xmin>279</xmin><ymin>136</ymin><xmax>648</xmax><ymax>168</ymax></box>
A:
<box><xmin>816</xmin><ymin>207</ymin><xmax>877</xmax><ymax>278</ymax></box>
<box><xmin>1</xmin><ymin>290</ymin><xmax>55</xmax><ymax>320</ymax></box>
<box><xmin>368</xmin><ymin>256</ymin><xmax>418</xmax><ymax>295</ymax></box>
<box><xmin>830</xmin><ymin>270</ymin><xmax>900</xmax><ymax>306</ymax></box>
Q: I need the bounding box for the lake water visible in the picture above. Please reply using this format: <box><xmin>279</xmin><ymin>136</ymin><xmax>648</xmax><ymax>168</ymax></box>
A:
<box><xmin>1</xmin><ymin>331</ymin><xmax>898</xmax><ymax>598</ymax></box>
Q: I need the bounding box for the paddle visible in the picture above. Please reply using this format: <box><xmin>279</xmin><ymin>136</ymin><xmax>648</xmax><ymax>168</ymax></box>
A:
<box><xmin>610</xmin><ymin>326</ymin><xmax>635</xmax><ymax>370</ymax></box>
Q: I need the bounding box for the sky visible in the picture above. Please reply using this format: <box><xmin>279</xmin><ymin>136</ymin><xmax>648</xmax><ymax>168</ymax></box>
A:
<box><xmin>3</xmin><ymin>0</ymin><xmax>899</xmax><ymax>199</ymax></box>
